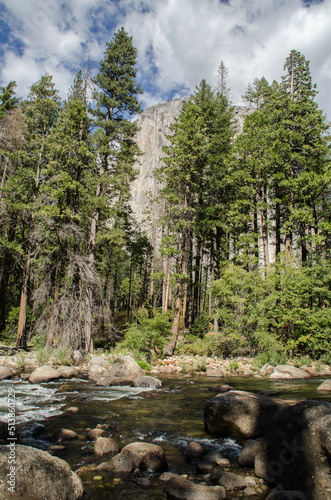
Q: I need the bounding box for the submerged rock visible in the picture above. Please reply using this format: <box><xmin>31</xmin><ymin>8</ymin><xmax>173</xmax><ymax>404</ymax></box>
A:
<box><xmin>0</xmin><ymin>444</ymin><xmax>84</xmax><ymax>499</ymax></box>
<box><xmin>94</xmin><ymin>437</ymin><xmax>119</xmax><ymax>456</ymax></box>
<box><xmin>316</xmin><ymin>379</ymin><xmax>331</xmax><ymax>392</ymax></box>
<box><xmin>164</xmin><ymin>473</ymin><xmax>226</xmax><ymax>500</ymax></box>
<box><xmin>132</xmin><ymin>375</ymin><xmax>162</xmax><ymax>388</ymax></box>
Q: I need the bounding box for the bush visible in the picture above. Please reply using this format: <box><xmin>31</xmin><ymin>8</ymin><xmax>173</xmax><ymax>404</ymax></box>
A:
<box><xmin>191</xmin><ymin>311</ymin><xmax>210</xmax><ymax>338</ymax></box>
<box><xmin>117</xmin><ymin>308</ymin><xmax>172</xmax><ymax>362</ymax></box>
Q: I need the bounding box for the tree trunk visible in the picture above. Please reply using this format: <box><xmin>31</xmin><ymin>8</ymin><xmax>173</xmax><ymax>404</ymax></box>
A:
<box><xmin>16</xmin><ymin>249</ymin><xmax>30</xmax><ymax>348</ymax></box>
<box><xmin>46</xmin><ymin>271</ymin><xmax>61</xmax><ymax>348</ymax></box>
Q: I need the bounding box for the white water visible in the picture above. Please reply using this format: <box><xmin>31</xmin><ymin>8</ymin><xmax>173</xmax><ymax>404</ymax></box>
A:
<box><xmin>0</xmin><ymin>378</ymin><xmax>153</xmax><ymax>425</ymax></box>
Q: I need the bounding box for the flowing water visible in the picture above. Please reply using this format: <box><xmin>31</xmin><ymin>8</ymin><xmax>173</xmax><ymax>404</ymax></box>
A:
<box><xmin>1</xmin><ymin>373</ymin><xmax>331</xmax><ymax>499</ymax></box>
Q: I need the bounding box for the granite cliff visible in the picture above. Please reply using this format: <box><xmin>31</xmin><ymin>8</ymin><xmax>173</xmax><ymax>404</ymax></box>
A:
<box><xmin>131</xmin><ymin>99</ymin><xmax>251</xmax><ymax>226</ymax></box>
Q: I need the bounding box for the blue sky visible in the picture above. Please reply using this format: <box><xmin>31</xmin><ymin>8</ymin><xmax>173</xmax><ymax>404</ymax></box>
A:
<box><xmin>0</xmin><ymin>0</ymin><xmax>330</xmax><ymax>118</ymax></box>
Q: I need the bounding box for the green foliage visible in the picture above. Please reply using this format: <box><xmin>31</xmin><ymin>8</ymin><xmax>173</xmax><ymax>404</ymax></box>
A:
<box><xmin>253</xmin><ymin>350</ymin><xmax>289</xmax><ymax>369</ymax></box>
<box><xmin>118</xmin><ymin>309</ymin><xmax>172</xmax><ymax>361</ymax></box>
<box><xmin>136</xmin><ymin>359</ymin><xmax>152</xmax><ymax>371</ymax></box>
<box><xmin>36</xmin><ymin>347</ymin><xmax>52</xmax><ymax>366</ymax></box>
<box><xmin>0</xmin><ymin>306</ymin><xmax>35</xmax><ymax>346</ymax></box>
<box><xmin>191</xmin><ymin>311</ymin><xmax>210</xmax><ymax>338</ymax></box>
<box><xmin>52</xmin><ymin>345</ymin><xmax>72</xmax><ymax>366</ymax></box>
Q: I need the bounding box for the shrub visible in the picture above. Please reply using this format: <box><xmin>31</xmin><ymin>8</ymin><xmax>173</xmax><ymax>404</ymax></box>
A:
<box><xmin>117</xmin><ymin>308</ymin><xmax>172</xmax><ymax>362</ymax></box>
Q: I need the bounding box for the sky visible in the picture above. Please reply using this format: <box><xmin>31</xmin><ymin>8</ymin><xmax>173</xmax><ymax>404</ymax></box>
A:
<box><xmin>0</xmin><ymin>0</ymin><xmax>331</xmax><ymax>118</ymax></box>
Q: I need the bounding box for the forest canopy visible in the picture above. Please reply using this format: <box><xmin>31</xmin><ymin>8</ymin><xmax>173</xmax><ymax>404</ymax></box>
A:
<box><xmin>0</xmin><ymin>32</ymin><xmax>330</xmax><ymax>364</ymax></box>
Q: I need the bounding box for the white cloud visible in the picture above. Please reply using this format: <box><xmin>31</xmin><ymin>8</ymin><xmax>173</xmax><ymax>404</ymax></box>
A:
<box><xmin>0</xmin><ymin>0</ymin><xmax>330</xmax><ymax>118</ymax></box>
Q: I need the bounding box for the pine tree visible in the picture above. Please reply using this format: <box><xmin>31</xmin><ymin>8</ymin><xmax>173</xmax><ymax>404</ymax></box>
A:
<box><xmin>16</xmin><ymin>75</ymin><xmax>60</xmax><ymax>347</ymax></box>
<box><xmin>85</xmin><ymin>28</ymin><xmax>143</xmax><ymax>352</ymax></box>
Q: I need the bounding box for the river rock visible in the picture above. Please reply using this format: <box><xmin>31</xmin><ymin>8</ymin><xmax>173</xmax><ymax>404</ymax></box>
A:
<box><xmin>217</xmin><ymin>471</ymin><xmax>249</xmax><ymax>490</ymax></box>
<box><xmin>197</xmin><ymin>451</ymin><xmax>230</xmax><ymax>473</ymax></box>
<box><xmin>184</xmin><ymin>441</ymin><xmax>207</xmax><ymax>462</ymax></box>
<box><xmin>86</xmin><ymin>428</ymin><xmax>106</xmax><ymax>440</ymax></box>
<box><xmin>51</xmin><ymin>428</ymin><xmax>78</xmax><ymax>443</ymax></box>
<box><xmin>316</xmin><ymin>379</ymin><xmax>331</xmax><ymax>392</ymax></box>
<box><xmin>29</xmin><ymin>365</ymin><xmax>62</xmax><ymax>384</ymax></box>
<box><xmin>72</xmin><ymin>350</ymin><xmax>84</xmax><ymax>365</ymax></box>
<box><xmin>97</xmin><ymin>454</ymin><xmax>134</xmax><ymax>473</ymax></box>
<box><xmin>88</xmin><ymin>364</ymin><xmax>110</xmax><ymax>382</ymax></box>
<box><xmin>0</xmin><ymin>444</ymin><xmax>84</xmax><ymax>499</ymax></box>
<box><xmin>94</xmin><ymin>437</ymin><xmax>119</xmax><ymax>456</ymax></box>
<box><xmin>95</xmin><ymin>375</ymin><xmax>124</xmax><ymax>386</ymax></box>
<box><xmin>260</xmin><ymin>363</ymin><xmax>275</xmax><ymax>376</ymax></box>
<box><xmin>57</xmin><ymin>366</ymin><xmax>78</xmax><ymax>379</ymax></box>
<box><xmin>205</xmin><ymin>366</ymin><xmax>226</xmax><ymax>377</ymax></box>
<box><xmin>88</xmin><ymin>356</ymin><xmax>111</xmax><ymax>369</ymax></box>
<box><xmin>23</xmin><ymin>357</ymin><xmax>39</xmax><ymax>372</ymax></box>
<box><xmin>238</xmin><ymin>438</ymin><xmax>262</xmax><ymax>467</ymax></box>
<box><xmin>120</xmin><ymin>442</ymin><xmax>168</xmax><ymax>472</ymax></box>
<box><xmin>0</xmin><ymin>366</ymin><xmax>14</xmax><ymax>381</ymax></box>
<box><xmin>255</xmin><ymin>400</ymin><xmax>331</xmax><ymax>500</ymax></box>
<box><xmin>270</xmin><ymin>365</ymin><xmax>309</xmax><ymax>380</ymax></box>
<box><xmin>108</xmin><ymin>355</ymin><xmax>145</xmax><ymax>382</ymax></box>
<box><xmin>208</xmin><ymin>384</ymin><xmax>234</xmax><ymax>393</ymax></box>
<box><xmin>164</xmin><ymin>473</ymin><xmax>226</xmax><ymax>500</ymax></box>
<box><xmin>266</xmin><ymin>491</ymin><xmax>307</xmax><ymax>500</ymax></box>
<box><xmin>204</xmin><ymin>390</ymin><xmax>293</xmax><ymax>439</ymax></box>
<box><xmin>132</xmin><ymin>375</ymin><xmax>162</xmax><ymax>388</ymax></box>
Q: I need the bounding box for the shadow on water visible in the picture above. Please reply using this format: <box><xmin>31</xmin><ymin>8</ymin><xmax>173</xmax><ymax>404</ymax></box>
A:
<box><xmin>1</xmin><ymin>374</ymin><xmax>331</xmax><ymax>498</ymax></box>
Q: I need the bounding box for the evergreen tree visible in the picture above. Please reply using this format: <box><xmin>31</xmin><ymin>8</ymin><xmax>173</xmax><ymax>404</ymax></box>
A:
<box><xmin>86</xmin><ymin>27</ymin><xmax>143</xmax><ymax>352</ymax></box>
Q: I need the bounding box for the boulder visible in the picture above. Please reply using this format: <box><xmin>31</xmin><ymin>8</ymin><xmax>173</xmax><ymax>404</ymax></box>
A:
<box><xmin>316</xmin><ymin>379</ymin><xmax>331</xmax><ymax>392</ymax></box>
<box><xmin>29</xmin><ymin>366</ymin><xmax>62</xmax><ymax>384</ymax></box>
<box><xmin>132</xmin><ymin>375</ymin><xmax>162</xmax><ymax>389</ymax></box>
<box><xmin>88</xmin><ymin>364</ymin><xmax>109</xmax><ymax>383</ymax></box>
<box><xmin>266</xmin><ymin>491</ymin><xmax>307</xmax><ymax>500</ymax></box>
<box><xmin>270</xmin><ymin>365</ymin><xmax>309</xmax><ymax>380</ymax></box>
<box><xmin>217</xmin><ymin>471</ymin><xmax>249</xmax><ymax>491</ymax></box>
<box><xmin>97</xmin><ymin>454</ymin><xmax>133</xmax><ymax>473</ymax></box>
<box><xmin>56</xmin><ymin>366</ymin><xmax>78</xmax><ymax>379</ymax></box>
<box><xmin>255</xmin><ymin>400</ymin><xmax>331</xmax><ymax>500</ymax></box>
<box><xmin>86</xmin><ymin>428</ymin><xmax>106</xmax><ymax>440</ymax></box>
<box><xmin>23</xmin><ymin>357</ymin><xmax>39</xmax><ymax>372</ymax></box>
<box><xmin>94</xmin><ymin>437</ymin><xmax>119</xmax><ymax>456</ymax></box>
<box><xmin>0</xmin><ymin>366</ymin><xmax>14</xmax><ymax>381</ymax></box>
<box><xmin>205</xmin><ymin>366</ymin><xmax>226</xmax><ymax>378</ymax></box>
<box><xmin>108</xmin><ymin>355</ymin><xmax>145</xmax><ymax>382</ymax></box>
<box><xmin>184</xmin><ymin>442</ymin><xmax>207</xmax><ymax>462</ymax></box>
<box><xmin>164</xmin><ymin>474</ymin><xmax>226</xmax><ymax>500</ymax></box>
<box><xmin>95</xmin><ymin>376</ymin><xmax>124</xmax><ymax>387</ymax></box>
<box><xmin>196</xmin><ymin>451</ymin><xmax>230</xmax><ymax>473</ymax></box>
<box><xmin>71</xmin><ymin>350</ymin><xmax>84</xmax><ymax>365</ymax></box>
<box><xmin>204</xmin><ymin>390</ymin><xmax>294</xmax><ymax>439</ymax></box>
<box><xmin>260</xmin><ymin>363</ymin><xmax>275</xmax><ymax>376</ymax></box>
<box><xmin>51</xmin><ymin>428</ymin><xmax>78</xmax><ymax>443</ymax></box>
<box><xmin>120</xmin><ymin>441</ymin><xmax>168</xmax><ymax>472</ymax></box>
<box><xmin>238</xmin><ymin>438</ymin><xmax>262</xmax><ymax>467</ymax></box>
<box><xmin>0</xmin><ymin>444</ymin><xmax>83</xmax><ymax>499</ymax></box>
<box><xmin>87</xmin><ymin>356</ymin><xmax>111</xmax><ymax>369</ymax></box>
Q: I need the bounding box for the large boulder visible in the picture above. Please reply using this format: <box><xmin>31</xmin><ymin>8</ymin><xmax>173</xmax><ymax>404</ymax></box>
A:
<box><xmin>56</xmin><ymin>366</ymin><xmax>78</xmax><ymax>379</ymax></box>
<box><xmin>0</xmin><ymin>444</ymin><xmax>83</xmax><ymax>499</ymax></box>
<box><xmin>204</xmin><ymin>390</ymin><xmax>295</xmax><ymax>439</ymax></box>
<box><xmin>164</xmin><ymin>473</ymin><xmax>226</xmax><ymax>500</ymax></box>
<box><xmin>255</xmin><ymin>400</ymin><xmax>331</xmax><ymax>500</ymax></box>
<box><xmin>270</xmin><ymin>365</ymin><xmax>309</xmax><ymax>380</ymax></box>
<box><xmin>87</xmin><ymin>356</ymin><xmax>111</xmax><ymax>369</ymax></box>
<box><xmin>29</xmin><ymin>366</ymin><xmax>62</xmax><ymax>384</ymax></box>
<box><xmin>108</xmin><ymin>355</ymin><xmax>145</xmax><ymax>382</ymax></box>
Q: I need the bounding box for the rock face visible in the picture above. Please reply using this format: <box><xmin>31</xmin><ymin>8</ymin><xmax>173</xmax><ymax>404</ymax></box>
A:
<box><xmin>255</xmin><ymin>400</ymin><xmax>331</xmax><ymax>500</ymax></box>
<box><xmin>204</xmin><ymin>390</ymin><xmax>294</xmax><ymax>439</ymax></box>
<box><xmin>28</xmin><ymin>365</ymin><xmax>62</xmax><ymax>384</ymax></box>
<box><xmin>131</xmin><ymin>99</ymin><xmax>251</xmax><ymax>229</ymax></box>
<box><xmin>0</xmin><ymin>444</ymin><xmax>84</xmax><ymax>500</ymax></box>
